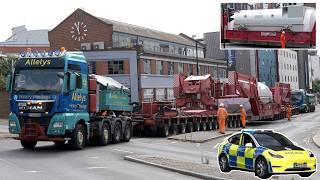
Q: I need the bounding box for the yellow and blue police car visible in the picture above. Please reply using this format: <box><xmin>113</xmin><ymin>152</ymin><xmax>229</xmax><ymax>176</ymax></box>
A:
<box><xmin>218</xmin><ymin>129</ymin><xmax>317</xmax><ymax>179</ymax></box>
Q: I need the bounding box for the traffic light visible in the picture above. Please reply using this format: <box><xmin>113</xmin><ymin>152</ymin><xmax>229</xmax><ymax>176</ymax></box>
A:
<box><xmin>228</xmin><ymin>8</ymin><xmax>235</xmax><ymax>22</ymax></box>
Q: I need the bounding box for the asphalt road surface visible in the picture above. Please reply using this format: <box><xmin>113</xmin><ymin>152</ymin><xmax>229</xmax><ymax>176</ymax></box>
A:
<box><xmin>0</xmin><ymin>107</ymin><xmax>319</xmax><ymax>180</ymax></box>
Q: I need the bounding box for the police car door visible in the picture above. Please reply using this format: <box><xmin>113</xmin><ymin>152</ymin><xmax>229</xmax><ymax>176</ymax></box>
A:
<box><xmin>237</xmin><ymin>133</ymin><xmax>255</xmax><ymax>170</ymax></box>
<box><xmin>228</xmin><ymin>133</ymin><xmax>241</xmax><ymax>167</ymax></box>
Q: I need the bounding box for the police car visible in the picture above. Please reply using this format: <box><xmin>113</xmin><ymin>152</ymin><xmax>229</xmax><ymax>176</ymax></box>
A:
<box><xmin>217</xmin><ymin>129</ymin><xmax>317</xmax><ymax>179</ymax></box>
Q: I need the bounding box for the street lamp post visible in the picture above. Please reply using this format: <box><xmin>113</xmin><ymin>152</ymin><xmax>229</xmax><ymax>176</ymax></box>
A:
<box><xmin>192</xmin><ymin>35</ymin><xmax>203</xmax><ymax>76</ymax></box>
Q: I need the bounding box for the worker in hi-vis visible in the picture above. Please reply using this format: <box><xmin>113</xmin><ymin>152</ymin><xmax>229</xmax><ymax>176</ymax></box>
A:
<box><xmin>280</xmin><ymin>31</ymin><xmax>286</xmax><ymax>48</ymax></box>
<box><xmin>217</xmin><ymin>103</ymin><xmax>228</xmax><ymax>134</ymax></box>
<box><xmin>240</xmin><ymin>104</ymin><xmax>246</xmax><ymax>128</ymax></box>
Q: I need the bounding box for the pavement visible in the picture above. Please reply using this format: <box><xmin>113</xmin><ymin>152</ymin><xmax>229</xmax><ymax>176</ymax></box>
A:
<box><xmin>168</xmin><ymin>130</ymin><xmax>237</xmax><ymax>143</ymax></box>
<box><xmin>0</xmin><ymin>119</ymin><xmax>16</xmax><ymax>139</ymax></box>
<box><xmin>312</xmin><ymin>130</ymin><xmax>320</xmax><ymax>148</ymax></box>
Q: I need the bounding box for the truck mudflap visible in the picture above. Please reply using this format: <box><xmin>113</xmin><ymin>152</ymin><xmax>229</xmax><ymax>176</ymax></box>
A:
<box><xmin>16</xmin><ymin>123</ymin><xmax>66</xmax><ymax>142</ymax></box>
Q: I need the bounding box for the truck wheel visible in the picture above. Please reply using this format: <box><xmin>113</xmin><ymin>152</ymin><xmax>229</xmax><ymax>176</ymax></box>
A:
<box><xmin>179</xmin><ymin>123</ymin><xmax>186</xmax><ymax>134</ymax></box>
<box><xmin>98</xmin><ymin>123</ymin><xmax>111</xmax><ymax>145</ymax></box>
<box><xmin>170</xmin><ymin>124</ymin><xmax>178</xmax><ymax>135</ymax></box>
<box><xmin>159</xmin><ymin>124</ymin><xmax>169</xmax><ymax>137</ymax></box>
<box><xmin>123</xmin><ymin>122</ymin><xmax>132</xmax><ymax>142</ymax></box>
<box><xmin>112</xmin><ymin>122</ymin><xmax>121</xmax><ymax>143</ymax></box>
<box><xmin>21</xmin><ymin>140</ymin><xmax>37</xmax><ymax>149</ymax></box>
<box><xmin>207</xmin><ymin>121</ymin><xmax>212</xmax><ymax>130</ymax></box>
<box><xmin>200</xmin><ymin>122</ymin><xmax>207</xmax><ymax>131</ymax></box>
<box><xmin>194</xmin><ymin>122</ymin><xmax>200</xmax><ymax>132</ymax></box>
<box><xmin>69</xmin><ymin>123</ymin><xmax>86</xmax><ymax>150</ymax></box>
<box><xmin>186</xmin><ymin>122</ymin><xmax>193</xmax><ymax>133</ymax></box>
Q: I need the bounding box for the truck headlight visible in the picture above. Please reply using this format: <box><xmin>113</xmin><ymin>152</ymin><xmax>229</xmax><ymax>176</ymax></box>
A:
<box><xmin>268</xmin><ymin>151</ymin><xmax>284</xmax><ymax>158</ymax></box>
<box><xmin>9</xmin><ymin>121</ymin><xmax>17</xmax><ymax>127</ymax></box>
<box><xmin>53</xmin><ymin>121</ymin><xmax>64</xmax><ymax>128</ymax></box>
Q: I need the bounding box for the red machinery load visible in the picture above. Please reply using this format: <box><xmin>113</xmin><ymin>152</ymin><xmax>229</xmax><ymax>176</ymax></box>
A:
<box><xmin>133</xmin><ymin>72</ymin><xmax>291</xmax><ymax>137</ymax></box>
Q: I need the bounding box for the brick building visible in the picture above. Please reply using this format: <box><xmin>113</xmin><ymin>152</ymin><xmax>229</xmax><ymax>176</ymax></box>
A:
<box><xmin>49</xmin><ymin>8</ymin><xmax>227</xmax><ymax>103</ymax></box>
<box><xmin>0</xmin><ymin>25</ymin><xmax>49</xmax><ymax>55</ymax></box>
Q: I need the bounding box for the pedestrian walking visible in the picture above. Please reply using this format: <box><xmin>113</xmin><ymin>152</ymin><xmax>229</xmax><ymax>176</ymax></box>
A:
<box><xmin>286</xmin><ymin>104</ymin><xmax>292</xmax><ymax>121</ymax></box>
<box><xmin>217</xmin><ymin>103</ymin><xmax>228</xmax><ymax>134</ymax></box>
<box><xmin>280</xmin><ymin>31</ymin><xmax>286</xmax><ymax>48</ymax></box>
<box><xmin>240</xmin><ymin>104</ymin><xmax>246</xmax><ymax>128</ymax></box>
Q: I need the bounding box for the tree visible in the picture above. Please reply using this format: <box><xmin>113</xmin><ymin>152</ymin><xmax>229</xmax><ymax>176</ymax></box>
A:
<box><xmin>0</xmin><ymin>56</ymin><xmax>16</xmax><ymax>91</ymax></box>
<box><xmin>312</xmin><ymin>79</ymin><xmax>320</xmax><ymax>93</ymax></box>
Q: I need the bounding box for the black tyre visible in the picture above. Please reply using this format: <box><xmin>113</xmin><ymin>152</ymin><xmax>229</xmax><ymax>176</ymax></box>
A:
<box><xmin>194</xmin><ymin>122</ymin><xmax>200</xmax><ymax>132</ymax></box>
<box><xmin>299</xmin><ymin>172</ymin><xmax>314</xmax><ymax>177</ymax></box>
<box><xmin>212</xmin><ymin>121</ymin><xmax>217</xmax><ymax>130</ymax></box>
<box><xmin>159</xmin><ymin>124</ymin><xmax>169</xmax><ymax>137</ymax></box>
<box><xmin>98</xmin><ymin>123</ymin><xmax>111</xmax><ymax>145</ymax></box>
<box><xmin>207</xmin><ymin>121</ymin><xmax>213</xmax><ymax>130</ymax></box>
<box><xmin>21</xmin><ymin>140</ymin><xmax>37</xmax><ymax>149</ymax></box>
<box><xmin>179</xmin><ymin>123</ymin><xmax>186</xmax><ymax>134</ymax></box>
<box><xmin>219</xmin><ymin>154</ymin><xmax>231</xmax><ymax>172</ymax></box>
<box><xmin>123</xmin><ymin>122</ymin><xmax>132</xmax><ymax>142</ymax></box>
<box><xmin>170</xmin><ymin>123</ymin><xmax>178</xmax><ymax>135</ymax></box>
<box><xmin>112</xmin><ymin>122</ymin><xmax>121</xmax><ymax>143</ymax></box>
<box><xmin>69</xmin><ymin>123</ymin><xmax>86</xmax><ymax>150</ymax></box>
<box><xmin>186</xmin><ymin>122</ymin><xmax>193</xmax><ymax>133</ymax></box>
<box><xmin>200</xmin><ymin>122</ymin><xmax>207</xmax><ymax>131</ymax></box>
<box><xmin>255</xmin><ymin>157</ymin><xmax>271</xmax><ymax>179</ymax></box>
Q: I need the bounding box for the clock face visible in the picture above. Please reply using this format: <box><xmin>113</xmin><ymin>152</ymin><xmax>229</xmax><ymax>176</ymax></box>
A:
<box><xmin>70</xmin><ymin>21</ymin><xmax>88</xmax><ymax>41</ymax></box>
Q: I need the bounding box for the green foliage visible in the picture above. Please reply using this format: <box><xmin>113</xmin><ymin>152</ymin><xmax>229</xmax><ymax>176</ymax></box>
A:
<box><xmin>312</xmin><ymin>79</ymin><xmax>320</xmax><ymax>93</ymax></box>
<box><xmin>0</xmin><ymin>56</ymin><xmax>16</xmax><ymax>90</ymax></box>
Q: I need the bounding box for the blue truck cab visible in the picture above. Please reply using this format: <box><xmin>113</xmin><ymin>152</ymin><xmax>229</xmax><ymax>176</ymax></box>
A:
<box><xmin>290</xmin><ymin>89</ymin><xmax>316</xmax><ymax>113</ymax></box>
<box><xmin>6</xmin><ymin>48</ymin><xmax>132</xmax><ymax>149</ymax></box>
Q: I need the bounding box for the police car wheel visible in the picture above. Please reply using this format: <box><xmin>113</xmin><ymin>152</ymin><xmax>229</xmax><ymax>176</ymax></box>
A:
<box><xmin>219</xmin><ymin>154</ymin><xmax>231</xmax><ymax>172</ymax></box>
<box><xmin>255</xmin><ymin>158</ymin><xmax>270</xmax><ymax>179</ymax></box>
<box><xmin>299</xmin><ymin>172</ymin><xmax>313</xmax><ymax>177</ymax></box>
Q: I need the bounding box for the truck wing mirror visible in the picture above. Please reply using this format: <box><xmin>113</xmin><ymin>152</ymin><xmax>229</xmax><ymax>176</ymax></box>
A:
<box><xmin>5</xmin><ymin>74</ymin><xmax>12</xmax><ymax>92</ymax></box>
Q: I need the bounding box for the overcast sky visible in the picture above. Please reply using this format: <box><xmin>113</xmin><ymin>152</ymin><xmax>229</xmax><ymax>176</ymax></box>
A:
<box><xmin>0</xmin><ymin>0</ymin><xmax>220</xmax><ymax>41</ymax></box>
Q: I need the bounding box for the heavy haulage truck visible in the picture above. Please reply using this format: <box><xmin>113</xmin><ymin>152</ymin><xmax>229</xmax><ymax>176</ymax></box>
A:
<box><xmin>6</xmin><ymin>48</ymin><xmax>133</xmax><ymax>149</ymax></box>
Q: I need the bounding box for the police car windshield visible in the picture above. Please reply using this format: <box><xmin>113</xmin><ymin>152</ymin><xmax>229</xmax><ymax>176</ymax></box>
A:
<box><xmin>253</xmin><ymin>132</ymin><xmax>294</xmax><ymax>149</ymax></box>
<box><xmin>14</xmin><ymin>69</ymin><xmax>63</xmax><ymax>94</ymax></box>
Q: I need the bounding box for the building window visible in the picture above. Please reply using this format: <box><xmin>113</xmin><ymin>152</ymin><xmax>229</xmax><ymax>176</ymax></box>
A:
<box><xmin>156</xmin><ymin>61</ymin><xmax>163</xmax><ymax>75</ymax></box>
<box><xmin>143</xmin><ymin>59</ymin><xmax>151</xmax><ymax>74</ymax></box>
<box><xmin>156</xmin><ymin>88</ymin><xmax>165</xmax><ymax>100</ymax></box>
<box><xmin>168</xmin><ymin>62</ymin><xmax>174</xmax><ymax>75</ymax></box>
<box><xmin>143</xmin><ymin>89</ymin><xmax>154</xmax><ymax>102</ymax></box>
<box><xmin>160</xmin><ymin>44</ymin><xmax>169</xmax><ymax>53</ymax></box>
<box><xmin>108</xmin><ymin>60</ymin><xmax>124</xmax><ymax>74</ymax></box>
<box><xmin>89</xmin><ymin>61</ymin><xmax>96</xmax><ymax>74</ymax></box>
<box><xmin>178</xmin><ymin>63</ymin><xmax>184</xmax><ymax>73</ymax></box>
<box><xmin>204</xmin><ymin>66</ymin><xmax>209</xmax><ymax>74</ymax></box>
<box><xmin>188</xmin><ymin>64</ymin><xmax>193</xmax><ymax>75</ymax></box>
<box><xmin>167</xmin><ymin>88</ymin><xmax>174</xmax><ymax>100</ymax></box>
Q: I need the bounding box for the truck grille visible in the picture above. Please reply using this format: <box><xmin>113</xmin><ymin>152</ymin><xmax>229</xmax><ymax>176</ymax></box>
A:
<box><xmin>16</xmin><ymin>102</ymin><xmax>54</xmax><ymax>113</ymax></box>
<box><xmin>19</xmin><ymin>117</ymin><xmax>51</xmax><ymax>136</ymax></box>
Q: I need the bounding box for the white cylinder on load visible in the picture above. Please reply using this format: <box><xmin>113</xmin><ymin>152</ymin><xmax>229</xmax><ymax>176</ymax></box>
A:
<box><xmin>229</xmin><ymin>5</ymin><xmax>316</xmax><ymax>32</ymax></box>
<box><xmin>258</xmin><ymin>82</ymin><xmax>273</xmax><ymax>104</ymax></box>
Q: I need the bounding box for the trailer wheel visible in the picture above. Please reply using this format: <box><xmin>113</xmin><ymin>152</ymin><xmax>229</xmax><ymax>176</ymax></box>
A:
<box><xmin>194</xmin><ymin>122</ymin><xmax>200</xmax><ymax>132</ymax></box>
<box><xmin>179</xmin><ymin>123</ymin><xmax>186</xmax><ymax>134</ymax></box>
<box><xmin>237</xmin><ymin>119</ymin><xmax>241</xmax><ymax>128</ymax></box>
<box><xmin>21</xmin><ymin>140</ymin><xmax>37</xmax><ymax>149</ymax></box>
<box><xmin>69</xmin><ymin>123</ymin><xmax>86</xmax><ymax>150</ymax></box>
<box><xmin>212</xmin><ymin>121</ymin><xmax>217</xmax><ymax>130</ymax></box>
<box><xmin>123</xmin><ymin>122</ymin><xmax>132</xmax><ymax>142</ymax></box>
<box><xmin>112</xmin><ymin>122</ymin><xmax>121</xmax><ymax>143</ymax></box>
<box><xmin>186</xmin><ymin>122</ymin><xmax>193</xmax><ymax>133</ymax></box>
<box><xmin>159</xmin><ymin>124</ymin><xmax>169</xmax><ymax>137</ymax></box>
<box><xmin>98</xmin><ymin>123</ymin><xmax>111</xmax><ymax>145</ymax></box>
<box><xmin>200</xmin><ymin>122</ymin><xmax>207</xmax><ymax>131</ymax></box>
<box><xmin>207</xmin><ymin>121</ymin><xmax>213</xmax><ymax>130</ymax></box>
<box><xmin>170</xmin><ymin>124</ymin><xmax>178</xmax><ymax>135</ymax></box>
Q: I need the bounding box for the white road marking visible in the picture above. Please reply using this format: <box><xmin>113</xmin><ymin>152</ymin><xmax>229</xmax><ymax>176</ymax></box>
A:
<box><xmin>214</xmin><ymin>143</ymin><xmax>220</xmax><ymax>149</ymax></box>
<box><xmin>87</xmin><ymin>167</ymin><xmax>108</xmax><ymax>170</ymax></box>
<box><xmin>112</xmin><ymin>148</ymin><xmax>134</xmax><ymax>154</ymax></box>
<box><xmin>88</xmin><ymin>156</ymin><xmax>99</xmax><ymax>159</ymax></box>
<box><xmin>24</xmin><ymin>170</ymin><xmax>39</xmax><ymax>173</ymax></box>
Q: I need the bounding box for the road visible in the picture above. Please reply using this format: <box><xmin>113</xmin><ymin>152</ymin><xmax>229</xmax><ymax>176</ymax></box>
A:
<box><xmin>0</xmin><ymin>107</ymin><xmax>319</xmax><ymax>180</ymax></box>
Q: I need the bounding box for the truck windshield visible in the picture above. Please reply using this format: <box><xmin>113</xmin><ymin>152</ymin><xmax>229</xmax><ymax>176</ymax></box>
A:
<box><xmin>14</xmin><ymin>69</ymin><xmax>63</xmax><ymax>94</ymax></box>
<box><xmin>307</xmin><ymin>95</ymin><xmax>316</xmax><ymax>104</ymax></box>
<box><xmin>290</xmin><ymin>93</ymin><xmax>302</xmax><ymax>104</ymax></box>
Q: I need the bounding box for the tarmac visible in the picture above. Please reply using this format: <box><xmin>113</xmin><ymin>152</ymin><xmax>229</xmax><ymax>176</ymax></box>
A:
<box><xmin>168</xmin><ymin>130</ymin><xmax>238</xmax><ymax>143</ymax></box>
<box><xmin>312</xmin><ymin>129</ymin><xmax>320</xmax><ymax>148</ymax></box>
